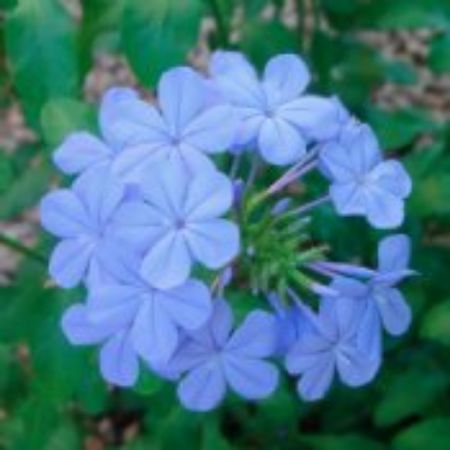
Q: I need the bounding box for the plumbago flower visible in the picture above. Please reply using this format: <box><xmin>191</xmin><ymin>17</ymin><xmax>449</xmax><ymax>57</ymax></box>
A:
<box><xmin>112</xmin><ymin>161</ymin><xmax>239</xmax><ymax>289</ymax></box>
<box><xmin>168</xmin><ymin>299</ymin><xmax>279</xmax><ymax>412</ymax></box>
<box><xmin>40</xmin><ymin>51</ymin><xmax>415</xmax><ymax>412</ymax></box>
<box><xmin>40</xmin><ymin>167</ymin><xmax>125</xmax><ymax>288</ymax></box>
<box><xmin>209</xmin><ymin>51</ymin><xmax>338</xmax><ymax>165</ymax></box>
<box><xmin>53</xmin><ymin>88</ymin><xmax>139</xmax><ymax>175</ymax></box>
<box><xmin>320</xmin><ymin>124</ymin><xmax>412</xmax><ymax>228</ymax></box>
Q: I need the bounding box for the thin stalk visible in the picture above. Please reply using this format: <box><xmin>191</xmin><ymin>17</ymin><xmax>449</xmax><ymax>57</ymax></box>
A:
<box><xmin>0</xmin><ymin>233</ymin><xmax>46</xmax><ymax>264</ymax></box>
<box><xmin>285</xmin><ymin>194</ymin><xmax>330</xmax><ymax>217</ymax></box>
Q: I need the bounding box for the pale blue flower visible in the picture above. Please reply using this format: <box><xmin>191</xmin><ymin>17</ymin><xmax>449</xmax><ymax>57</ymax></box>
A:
<box><xmin>209</xmin><ymin>51</ymin><xmax>338</xmax><ymax>165</ymax></box>
<box><xmin>111</xmin><ymin>67</ymin><xmax>237</xmax><ymax>182</ymax></box>
<box><xmin>320</xmin><ymin>124</ymin><xmax>412</xmax><ymax>228</ymax></box>
<box><xmin>285</xmin><ymin>294</ymin><xmax>379</xmax><ymax>401</ymax></box>
<box><xmin>53</xmin><ymin>88</ymin><xmax>139</xmax><ymax>175</ymax></box>
<box><xmin>169</xmin><ymin>299</ymin><xmax>279</xmax><ymax>411</ymax></box>
<box><xmin>40</xmin><ymin>167</ymin><xmax>125</xmax><ymax>288</ymax></box>
<box><xmin>61</xmin><ymin>303</ymin><xmax>140</xmax><ymax>387</ymax></box>
<box><xmin>87</xmin><ymin>244</ymin><xmax>212</xmax><ymax>365</ymax></box>
<box><xmin>112</xmin><ymin>161</ymin><xmax>240</xmax><ymax>289</ymax></box>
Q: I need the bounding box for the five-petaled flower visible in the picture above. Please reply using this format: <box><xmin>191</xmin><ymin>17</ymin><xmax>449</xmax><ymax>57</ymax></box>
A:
<box><xmin>112</xmin><ymin>161</ymin><xmax>240</xmax><ymax>289</ymax></box>
<box><xmin>320</xmin><ymin>124</ymin><xmax>412</xmax><ymax>229</ymax></box>
<box><xmin>40</xmin><ymin>167</ymin><xmax>125</xmax><ymax>288</ymax></box>
<box><xmin>209</xmin><ymin>51</ymin><xmax>338</xmax><ymax>165</ymax></box>
<box><xmin>169</xmin><ymin>299</ymin><xmax>279</xmax><ymax>411</ymax></box>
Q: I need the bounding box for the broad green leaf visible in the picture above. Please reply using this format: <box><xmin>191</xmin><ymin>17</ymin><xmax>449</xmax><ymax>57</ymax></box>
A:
<box><xmin>122</xmin><ymin>0</ymin><xmax>204</xmax><ymax>86</ymax></box>
<box><xmin>0</xmin><ymin>158</ymin><xmax>53</xmax><ymax>219</ymax></box>
<box><xmin>428</xmin><ymin>34</ymin><xmax>450</xmax><ymax>74</ymax></box>
<box><xmin>300</xmin><ymin>434</ymin><xmax>385</xmax><ymax>450</ymax></box>
<box><xmin>240</xmin><ymin>20</ymin><xmax>299</xmax><ymax>69</ymax></box>
<box><xmin>134</xmin><ymin>368</ymin><xmax>164</xmax><ymax>396</ymax></box>
<box><xmin>393</xmin><ymin>418</ymin><xmax>450</xmax><ymax>450</ymax></box>
<box><xmin>0</xmin><ymin>152</ymin><xmax>14</xmax><ymax>193</ymax></box>
<box><xmin>405</xmin><ymin>145</ymin><xmax>450</xmax><ymax>217</ymax></box>
<box><xmin>421</xmin><ymin>299</ymin><xmax>450</xmax><ymax>346</ymax></box>
<box><xmin>79</xmin><ymin>0</ymin><xmax>125</xmax><ymax>75</ymax></box>
<box><xmin>5</xmin><ymin>0</ymin><xmax>79</xmax><ymax>128</ymax></box>
<box><xmin>366</xmin><ymin>107</ymin><xmax>435</xmax><ymax>150</ymax></box>
<box><xmin>40</xmin><ymin>97</ymin><xmax>97</xmax><ymax>149</ymax></box>
<box><xmin>375</xmin><ymin>369</ymin><xmax>449</xmax><ymax>426</ymax></box>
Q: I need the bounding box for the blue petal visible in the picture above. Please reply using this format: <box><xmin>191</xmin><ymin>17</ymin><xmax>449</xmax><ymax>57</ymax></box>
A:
<box><xmin>209</xmin><ymin>51</ymin><xmax>263</xmax><ymax>108</ymax></box>
<box><xmin>365</xmin><ymin>188</ymin><xmax>404</xmax><ymax>229</ymax></box>
<box><xmin>72</xmin><ymin>167</ymin><xmax>125</xmax><ymax>228</ymax></box>
<box><xmin>100</xmin><ymin>88</ymin><xmax>168</xmax><ymax>149</ymax></box>
<box><xmin>53</xmin><ymin>132</ymin><xmax>112</xmax><ymax>175</ymax></box>
<box><xmin>296</xmin><ymin>355</ymin><xmax>334</xmax><ymax>401</ymax></box>
<box><xmin>61</xmin><ymin>304</ymin><xmax>113</xmax><ymax>345</ymax></box>
<box><xmin>181</xmin><ymin>104</ymin><xmax>237</xmax><ymax>153</ymax></box>
<box><xmin>40</xmin><ymin>190</ymin><xmax>90</xmax><ymax>238</ymax></box>
<box><xmin>263</xmin><ymin>54</ymin><xmax>310</xmax><ymax>103</ymax></box>
<box><xmin>177</xmin><ymin>361</ymin><xmax>226</xmax><ymax>412</ymax></box>
<box><xmin>49</xmin><ymin>238</ymin><xmax>94</xmax><ymax>288</ymax></box>
<box><xmin>184</xmin><ymin>170</ymin><xmax>233</xmax><ymax>221</ymax></box>
<box><xmin>87</xmin><ymin>284</ymin><xmax>141</xmax><ymax>329</ymax></box>
<box><xmin>225</xmin><ymin>310</ymin><xmax>277</xmax><ymax>358</ymax></box>
<box><xmin>100</xmin><ymin>331</ymin><xmax>139</xmax><ymax>387</ymax></box>
<box><xmin>224</xmin><ymin>355</ymin><xmax>278</xmax><ymax>400</ymax></box>
<box><xmin>158</xmin><ymin>67</ymin><xmax>207</xmax><ymax>133</ymax></box>
<box><xmin>140</xmin><ymin>232</ymin><xmax>191</xmax><ymax>289</ymax></box>
<box><xmin>258</xmin><ymin>118</ymin><xmax>306</xmax><ymax>165</ymax></box>
<box><xmin>131</xmin><ymin>299</ymin><xmax>179</xmax><ymax>364</ymax></box>
<box><xmin>336</xmin><ymin>343</ymin><xmax>377</xmax><ymax>387</ymax></box>
<box><xmin>112</xmin><ymin>201</ymin><xmax>165</xmax><ymax>253</ymax></box>
<box><xmin>375</xmin><ymin>287</ymin><xmax>412</xmax><ymax>336</ymax></box>
<box><xmin>330</xmin><ymin>182</ymin><xmax>366</xmax><ymax>216</ymax></box>
<box><xmin>157</xmin><ymin>279</ymin><xmax>212</xmax><ymax>331</ymax></box>
<box><xmin>378</xmin><ymin>234</ymin><xmax>411</xmax><ymax>274</ymax></box>
<box><xmin>186</xmin><ymin>219</ymin><xmax>240</xmax><ymax>269</ymax></box>
<box><xmin>278</xmin><ymin>96</ymin><xmax>339</xmax><ymax>141</ymax></box>
<box><xmin>112</xmin><ymin>142</ymin><xmax>169</xmax><ymax>183</ymax></box>
<box><xmin>371</xmin><ymin>160</ymin><xmax>412</xmax><ymax>199</ymax></box>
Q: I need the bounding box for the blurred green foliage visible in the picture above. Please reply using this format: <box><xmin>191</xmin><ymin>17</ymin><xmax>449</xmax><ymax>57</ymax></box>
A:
<box><xmin>0</xmin><ymin>0</ymin><xmax>450</xmax><ymax>449</ymax></box>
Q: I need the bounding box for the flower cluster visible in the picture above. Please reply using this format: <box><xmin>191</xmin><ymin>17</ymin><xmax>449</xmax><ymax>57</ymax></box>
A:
<box><xmin>40</xmin><ymin>51</ymin><xmax>413</xmax><ymax>411</ymax></box>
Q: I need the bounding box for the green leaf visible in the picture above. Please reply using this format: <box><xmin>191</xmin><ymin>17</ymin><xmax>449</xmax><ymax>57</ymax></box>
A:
<box><xmin>122</xmin><ymin>0</ymin><xmax>204</xmax><ymax>86</ymax></box>
<box><xmin>366</xmin><ymin>107</ymin><xmax>435</xmax><ymax>149</ymax></box>
<box><xmin>0</xmin><ymin>158</ymin><xmax>53</xmax><ymax>219</ymax></box>
<box><xmin>428</xmin><ymin>33</ymin><xmax>450</xmax><ymax>74</ymax></box>
<box><xmin>405</xmin><ymin>145</ymin><xmax>450</xmax><ymax>217</ymax></box>
<box><xmin>393</xmin><ymin>418</ymin><xmax>450</xmax><ymax>450</ymax></box>
<box><xmin>300</xmin><ymin>434</ymin><xmax>385</xmax><ymax>450</ymax></box>
<box><xmin>40</xmin><ymin>98</ymin><xmax>97</xmax><ymax>148</ymax></box>
<box><xmin>0</xmin><ymin>152</ymin><xmax>14</xmax><ymax>193</ymax></box>
<box><xmin>240</xmin><ymin>20</ymin><xmax>298</xmax><ymax>69</ymax></box>
<box><xmin>421</xmin><ymin>299</ymin><xmax>450</xmax><ymax>346</ymax></box>
<box><xmin>5</xmin><ymin>0</ymin><xmax>79</xmax><ymax>128</ymax></box>
<box><xmin>375</xmin><ymin>369</ymin><xmax>449</xmax><ymax>426</ymax></box>
<box><xmin>79</xmin><ymin>0</ymin><xmax>125</xmax><ymax>75</ymax></box>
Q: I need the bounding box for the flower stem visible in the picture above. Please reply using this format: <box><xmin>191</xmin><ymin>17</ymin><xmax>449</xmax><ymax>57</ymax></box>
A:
<box><xmin>0</xmin><ymin>233</ymin><xmax>46</xmax><ymax>265</ymax></box>
<box><xmin>285</xmin><ymin>194</ymin><xmax>330</xmax><ymax>217</ymax></box>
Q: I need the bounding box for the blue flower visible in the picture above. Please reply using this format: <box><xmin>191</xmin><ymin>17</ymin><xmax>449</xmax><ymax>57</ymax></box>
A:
<box><xmin>168</xmin><ymin>299</ymin><xmax>279</xmax><ymax>411</ymax></box>
<box><xmin>112</xmin><ymin>161</ymin><xmax>240</xmax><ymax>289</ymax></box>
<box><xmin>86</xmin><ymin>245</ymin><xmax>212</xmax><ymax>365</ymax></box>
<box><xmin>61</xmin><ymin>303</ymin><xmax>140</xmax><ymax>387</ymax></box>
<box><xmin>40</xmin><ymin>167</ymin><xmax>125</xmax><ymax>288</ymax></box>
<box><xmin>320</xmin><ymin>124</ymin><xmax>412</xmax><ymax>228</ymax></box>
<box><xmin>285</xmin><ymin>295</ymin><xmax>379</xmax><ymax>401</ymax></box>
<box><xmin>209</xmin><ymin>51</ymin><xmax>338</xmax><ymax>165</ymax></box>
<box><xmin>53</xmin><ymin>88</ymin><xmax>140</xmax><ymax>175</ymax></box>
<box><xmin>332</xmin><ymin>234</ymin><xmax>413</xmax><ymax>344</ymax></box>
<box><xmin>110</xmin><ymin>67</ymin><xmax>237</xmax><ymax>182</ymax></box>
